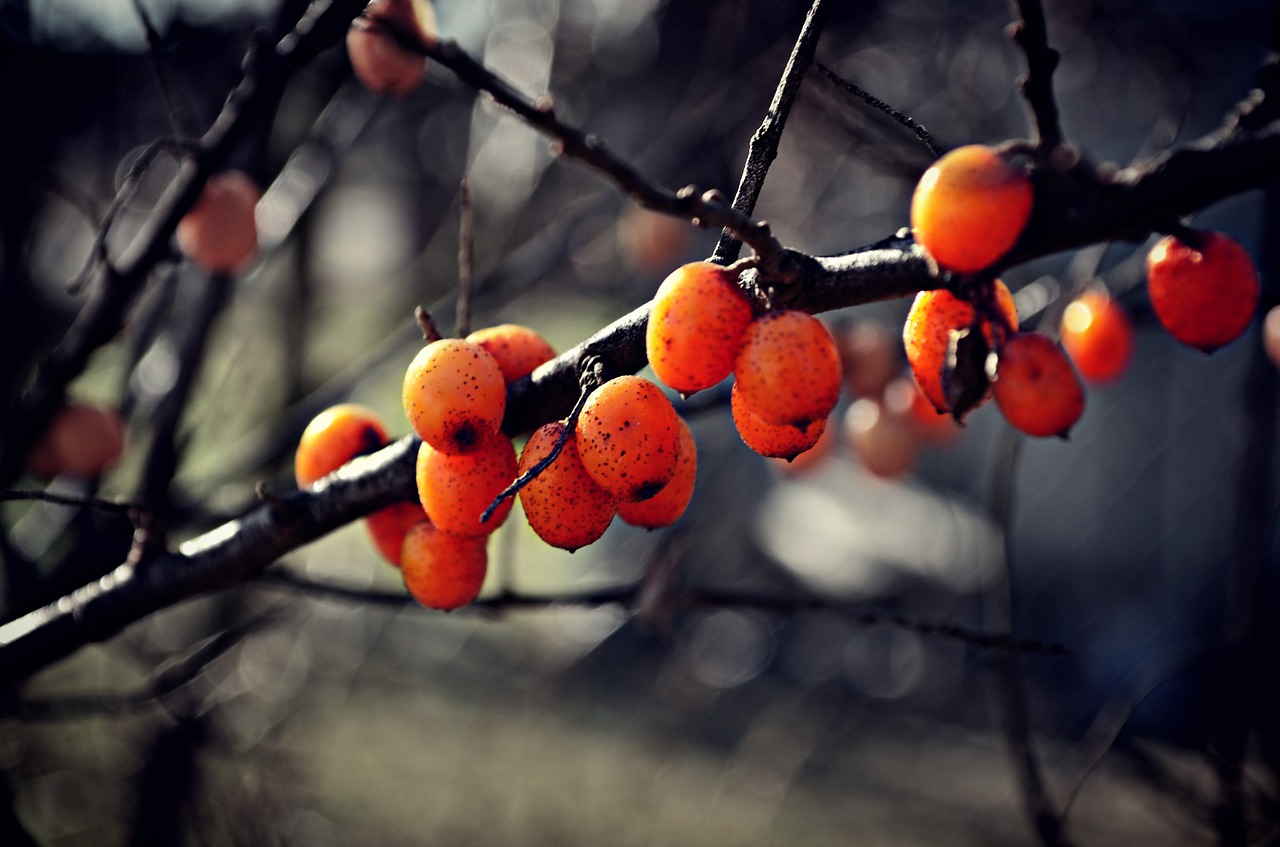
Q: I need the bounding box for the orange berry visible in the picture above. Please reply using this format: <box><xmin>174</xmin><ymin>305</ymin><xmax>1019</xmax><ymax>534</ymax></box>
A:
<box><xmin>364</xmin><ymin>501</ymin><xmax>427</xmax><ymax>567</ymax></box>
<box><xmin>517</xmin><ymin>422</ymin><xmax>617</xmax><ymax>551</ymax></box>
<box><xmin>903</xmin><ymin>279</ymin><xmax>1017</xmax><ymax>415</ymax></box>
<box><xmin>617</xmin><ymin>207</ymin><xmax>692</xmax><ymax>274</ymax></box>
<box><xmin>175</xmin><ymin>171</ymin><xmax>260</xmax><ymax>273</ymax></box>
<box><xmin>1263</xmin><ymin>305</ymin><xmax>1280</xmax><ymax>368</ymax></box>
<box><xmin>295</xmin><ymin>403</ymin><xmax>389</xmax><ymax>488</ymax></box>
<box><xmin>1146</xmin><ymin>231</ymin><xmax>1260</xmax><ymax>354</ymax></box>
<box><xmin>466</xmin><ymin>324</ymin><xmax>557</xmax><ymax>383</ymax></box>
<box><xmin>883</xmin><ymin>375</ymin><xmax>959</xmax><ymax>444</ymax></box>
<box><xmin>770</xmin><ymin>419</ymin><xmax>835</xmax><ymax>476</ymax></box>
<box><xmin>910</xmin><ymin>144</ymin><xmax>1033</xmax><ymax>274</ymax></box>
<box><xmin>843</xmin><ymin>398</ymin><xmax>919</xmax><ymax>479</ymax></box>
<box><xmin>346</xmin><ymin>0</ymin><xmax>436</xmax><ymax>97</ymax></box>
<box><xmin>575</xmin><ymin>375</ymin><xmax>681</xmax><ymax>502</ymax></box>
<box><xmin>402</xmin><ymin>338</ymin><xmax>506</xmax><ymax>455</ymax></box>
<box><xmin>730</xmin><ymin>382</ymin><xmax>828</xmax><ymax>461</ymax></box>
<box><xmin>415</xmin><ymin>429</ymin><xmax>518</xmax><ymax>537</ymax></box>
<box><xmin>838</xmin><ymin>321</ymin><xmax>899</xmax><ymax>399</ymax></box>
<box><xmin>733</xmin><ymin>310</ymin><xmax>842</xmax><ymax>428</ymax></box>
<box><xmin>646</xmin><ymin>261</ymin><xmax>754</xmax><ymax>395</ymax></box>
<box><xmin>26</xmin><ymin>403</ymin><xmax>126</xmax><ymax>479</ymax></box>
<box><xmin>618</xmin><ymin>416</ymin><xmax>697</xmax><ymax>529</ymax></box>
<box><xmin>1060</xmin><ymin>290</ymin><xmax>1133</xmax><ymax>383</ymax></box>
<box><xmin>400</xmin><ymin>519</ymin><xmax>489</xmax><ymax>610</ymax></box>
<box><xmin>993</xmin><ymin>333</ymin><xmax>1085</xmax><ymax>438</ymax></box>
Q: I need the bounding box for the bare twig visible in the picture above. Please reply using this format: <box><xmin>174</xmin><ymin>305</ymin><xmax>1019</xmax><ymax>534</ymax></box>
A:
<box><xmin>455</xmin><ymin>178</ymin><xmax>475</xmax><ymax>338</ymax></box>
<box><xmin>0</xmin><ymin>490</ymin><xmax>141</xmax><ymax>516</ymax></box>
<box><xmin>815</xmin><ymin>62</ymin><xmax>943</xmax><ymax>158</ymax></box>
<box><xmin>1008</xmin><ymin>0</ymin><xmax>1064</xmax><ymax>151</ymax></box>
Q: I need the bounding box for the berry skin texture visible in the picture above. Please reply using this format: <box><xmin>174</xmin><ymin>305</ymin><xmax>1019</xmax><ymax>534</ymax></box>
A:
<box><xmin>993</xmin><ymin>333</ymin><xmax>1085</xmax><ymax>438</ymax></box>
<box><xmin>1146</xmin><ymin>231</ymin><xmax>1260</xmax><ymax>354</ymax></box>
<box><xmin>730</xmin><ymin>382</ymin><xmax>828</xmax><ymax>461</ymax></box>
<box><xmin>618</xmin><ymin>416</ymin><xmax>697</xmax><ymax>529</ymax></box>
<box><xmin>1059</xmin><ymin>290</ymin><xmax>1133</xmax><ymax>384</ymax></box>
<box><xmin>402</xmin><ymin>338</ymin><xmax>507</xmax><ymax>456</ymax></box>
<box><xmin>416</xmin><ymin>429</ymin><xmax>518</xmax><ymax>537</ymax></box>
<box><xmin>346</xmin><ymin>0</ymin><xmax>437</xmax><ymax>97</ymax></box>
<box><xmin>365</xmin><ymin>501</ymin><xmax>428</xmax><ymax>567</ymax></box>
<box><xmin>466</xmin><ymin>324</ymin><xmax>557</xmax><ymax>383</ymax></box>
<box><xmin>26</xmin><ymin>403</ymin><xmax>126</xmax><ymax>479</ymax></box>
<box><xmin>400</xmin><ymin>519</ymin><xmax>489</xmax><ymax>611</ymax></box>
<box><xmin>575</xmin><ymin>375</ymin><xmax>682</xmax><ymax>502</ymax></box>
<box><xmin>903</xmin><ymin>279</ymin><xmax>1017</xmax><ymax>415</ymax></box>
<box><xmin>295</xmin><ymin>403</ymin><xmax>389</xmax><ymax>488</ymax></box>
<box><xmin>733</xmin><ymin>311</ymin><xmax>842</xmax><ymax>429</ymax></box>
<box><xmin>910</xmin><ymin>144</ymin><xmax>1033</xmax><ymax>274</ymax></box>
<box><xmin>518</xmin><ymin>422</ymin><xmax>617</xmax><ymax>552</ymax></box>
<box><xmin>176</xmin><ymin>171</ymin><xmax>260</xmax><ymax>274</ymax></box>
<box><xmin>646</xmin><ymin>261</ymin><xmax>754</xmax><ymax>395</ymax></box>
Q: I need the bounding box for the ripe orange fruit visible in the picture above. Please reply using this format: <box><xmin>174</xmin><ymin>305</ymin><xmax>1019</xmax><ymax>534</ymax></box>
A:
<box><xmin>733</xmin><ymin>310</ymin><xmax>842</xmax><ymax>428</ymax></box>
<box><xmin>1059</xmin><ymin>290</ymin><xmax>1133</xmax><ymax>383</ymax></box>
<box><xmin>175</xmin><ymin>171</ymin><xmax>260</xmax><ymax>273</ymax></box>
<box><xmin>26</xmin><ymin>403</ymin><xmax>127</xmax><ymax>479</ymax></box>
<box><xmin>364</xmin><ymin>501</ymin><xmax>428</xmax><ymax>567</ymax></box>
<box><xmin>402</xmin><ymin>338</ymin><xmax>506</xmax><ymax>455</ymax></box>
<box><xmin>843</xmin><ymin>398</ymin><xmax>919</xmax><ymax>479</ymax></box>
<box><xmin>294</xmin><ymin>403</ymin><xmax>388</xmax><ymax>488</ymax></box>
<box><xmin>517</xmin><ymin>421</ymin><xmax>617</xmax><ymax>551</ymax></box>
<box><xmin>646</xmin><ymin>261</ymin><xmax>754</xmax><ymax>395</ymax></box>
<box><xmin>993</xmin><ymin>333</ymin><xmax>1085</xmax><ymax>438</ymax></box>
<box><xmin>910</xmin><ymin>144</ymin><xmax>1033</xmax><ymax>274</ymax></box>
<box><xmin>416</xmin><ymin>429</ymin><xmax>518</xmax><ymax>537</ymax></box>
<box><xmin>466</xmin><ymin>324</ymin><xmax>557</xmax><ymax>383</ymax></box>
<box><xmin>1146</xmin><ymin>230</ymin><xmax>1260</xmax><ymax>353</ymax></box>
<box><xmin>903</xmin><ymin>279</ymin><xmax>1017</xmax><ymax>415</ymax></box>
<box><xmin>346</xmin><ymin>0</ymin><xmax>437</xmax><ymax>97</ymax></box>
<box><xmin>400</xmin><ymin>519</ymin><xmax>489</xmax><ymax>610</ymax></box>
<box><xmin>617</xmin><ymin>416</ymin><xmax>697</xmax><ymax>529</ymax></box>
<box><xmin>575</xmin><ymin>375</ymin><xmax>681</xmax><ymax>502</ymax></box>
<box><xmin>730</xmin><ymin>382</ymin><xmax>828</xmax><ymax>461</ymax></box>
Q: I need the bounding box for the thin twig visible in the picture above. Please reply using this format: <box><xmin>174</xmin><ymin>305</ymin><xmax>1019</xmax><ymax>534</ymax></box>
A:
<box><xmin>815</xmin><ymin>62</ymin><xmax>943</xmax><ymax>158</ymax></box>
<box><xmin>456</xmin><ymin>177</ymin><xmax>474</xmax><ymax>338</ymax></box>
<box><xmin>1009</xmin><ymin>0</ymin><xmax>1064</xmax><ymax>151</ymax></box>
<box><xmin>0</xmin><ymin>490</ymin><xmax>141</xmax><ymax>516</ymax></box>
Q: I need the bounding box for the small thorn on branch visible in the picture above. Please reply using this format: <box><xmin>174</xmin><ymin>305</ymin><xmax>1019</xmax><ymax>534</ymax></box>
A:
<box><xmin>415</xmin><ymin>306</ymin><xmax>442</xmax><ymax>343</ymax></box>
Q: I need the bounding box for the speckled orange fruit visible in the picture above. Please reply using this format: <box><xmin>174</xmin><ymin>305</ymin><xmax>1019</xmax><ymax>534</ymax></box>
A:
<box><xmin>1060</xmin><ymin>290</ymin><xmax>1133</xmax><ymax>383</ymax></box>
<box><xmin>347</xmin><ymin>0</ymin><xmax>437</xmax><ymax>97</ymax></box>
<box><xmin>294</xmin><ymin>403</ymin><xmax>388</xmax><ymax>488</ymax></box>
<box><xmin>575</xmin><ymin>375</ymin><xmax>681</xmax><ymax>502</ymax></box>
<box><xmin>733</xmin><ymin>310</ymin><xmax>842</xmax><ymax>428</ymax></box>
<box><xmin>910</xmin><ymin>145</ymin><xmax>1033</xmax><ymax>274</ymax></box>
<box><xmin>518</xmin><ymin>421</ymin><xmax>617</xmax><ymax>551</ymax></box>
<box><xmin>646</xmin><ymin>261</ymin><xmax>754</xmax><ymax>395</ymax></box>
<box><xmin>26</xmin><ymin>403</ymin><xmax>127</xmax><ymax>479</ymax></box>
<box><xmin>903</xmin><ymin>279</ymin><xmax>1017</xmax><ymax>414</ymax></box>
<box><xmin>416</xmin><ymin>429</ymin><xmax>518</xmax><ymax>536</ymax></box>
<box><xmin>993</xmin><ymin>333</ymin><xmax>1085</xmax><ymax>438</ymax></box>
<box><xmin>400</xmin><ymin>519</ymin><xmax>488</xmax><ymax>611</ymax></box>
<box><xmin>466</xmin><ymin>324</ymin><xmax>557</xmax><ymax>383</ymax></box>
<box><xmin>1147</xmin><ymin>231</ymin><xmax>1260</xmax><ymax>354</ymax></box>
<box><xmin>364</xmin><ymin>501</ymin><xmax>428</xmax><ymax>567</ymax></box>
<box><xmin>730</xmin><ymin>382</ymin><xmax>828</xmax><ymax>461</ymax></box>
<box><xmin>402</xmin><ymin>338</ymin><xmax>506</xmax><ymax>455</ymax></box>
<box><xmin>176</xmin><ymin>171</ymin><xmax>260</xmax><ymax>274</ymax></box>
<box><xmin>618</xmin><ymin>416</ymin><xmax>697</xmax><ymax>529</ymax></box>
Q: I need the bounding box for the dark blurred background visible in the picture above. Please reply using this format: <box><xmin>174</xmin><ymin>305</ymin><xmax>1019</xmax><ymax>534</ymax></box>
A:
<box><xmin>1</xmin><ymin>0</ymin><xmax>1278</xmax><ymax>844</ymax></box>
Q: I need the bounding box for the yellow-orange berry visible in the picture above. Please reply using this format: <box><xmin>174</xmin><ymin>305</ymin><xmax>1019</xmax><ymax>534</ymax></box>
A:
<box><xmin>364</xmin><ymin>501</ymin><xmax>427</xmax><ymax>567</ymax></box>
<box><xmin>346</xmin><ymin>0</ymin><xmax>436</xmax><ymax>97</ymax></box>
<box><xmin>466</xmin><ymin>324</ymin><xmax>557</xmax><ymax>383</ymax></box>
<box><xmin>733</xmin><ymin>310</ymin><xmax>842</xmax><ymax>428</ymax></box>
<box><xmin>730</xmin><ymin>382</ymin><xmax>828</xmax><ymax>461</ymax></box>
<box><xmin>646</xmin><ymin>261</ymin><xmax>754</xmax><ymax>395</ymax></box>
<box><xmin>518</xmin><ymin>422</ymin><xmax>617</xmax><ymax>551</ymax></box>
<box><xmin>910</xmin><ymin>144</ymin><xmax>1033</xmax><ymax>274</ymax></box>
<box><xmin>1147</xmin><ymin>231</ymin><xmax>1260</xmax><ymax>354</ymax></box>
<box><xmin>993</xmin><ymin>333</ymin><xmax>1085</xmax><ymax>438</ymax></box>
<box><xmin>416</xmin><ymin>429</ymin><xmax>518</xmax><ymax>537</ymax></box>
<box><xmin>618</xmin><ymin>416</ymin><xmax>697</xmax><ymax>529</ymax></box>
<box><xmin>402</xmin><ymin>338</ymin><xmax>506</xmax><ymax>455</ymax></box>
<box><xmin>400</xmin><ymin>519</ymin><xmax>489</xmax><ymax>610</ymax></box>
<box><xmin>26</xmin><ymin>403</ymin><xmax>126</xmax><ymax>479</ymax></box>
<box><xmin>1060</xmin><ymin>290</ymin><xmax>1133</xmax><ymax>384</ymax></box>
<box><xmin>295</xmin><ymin>403</ymin><xmax>388</xmax><ymax>488</ymax></box>
<box><xmin>575</xmin><ymin>375</ymin><xmax>681</xmax><ymax>502</ymax></box>
<box><xmin>903</xmin><ymin>279</ymin><xmax>1017</xmax><ymax>415</ymax></box>
<box><xmin>176</xmin><ymin>171</ymin><xmax>260</xmax><ymax>274</ymax></box>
